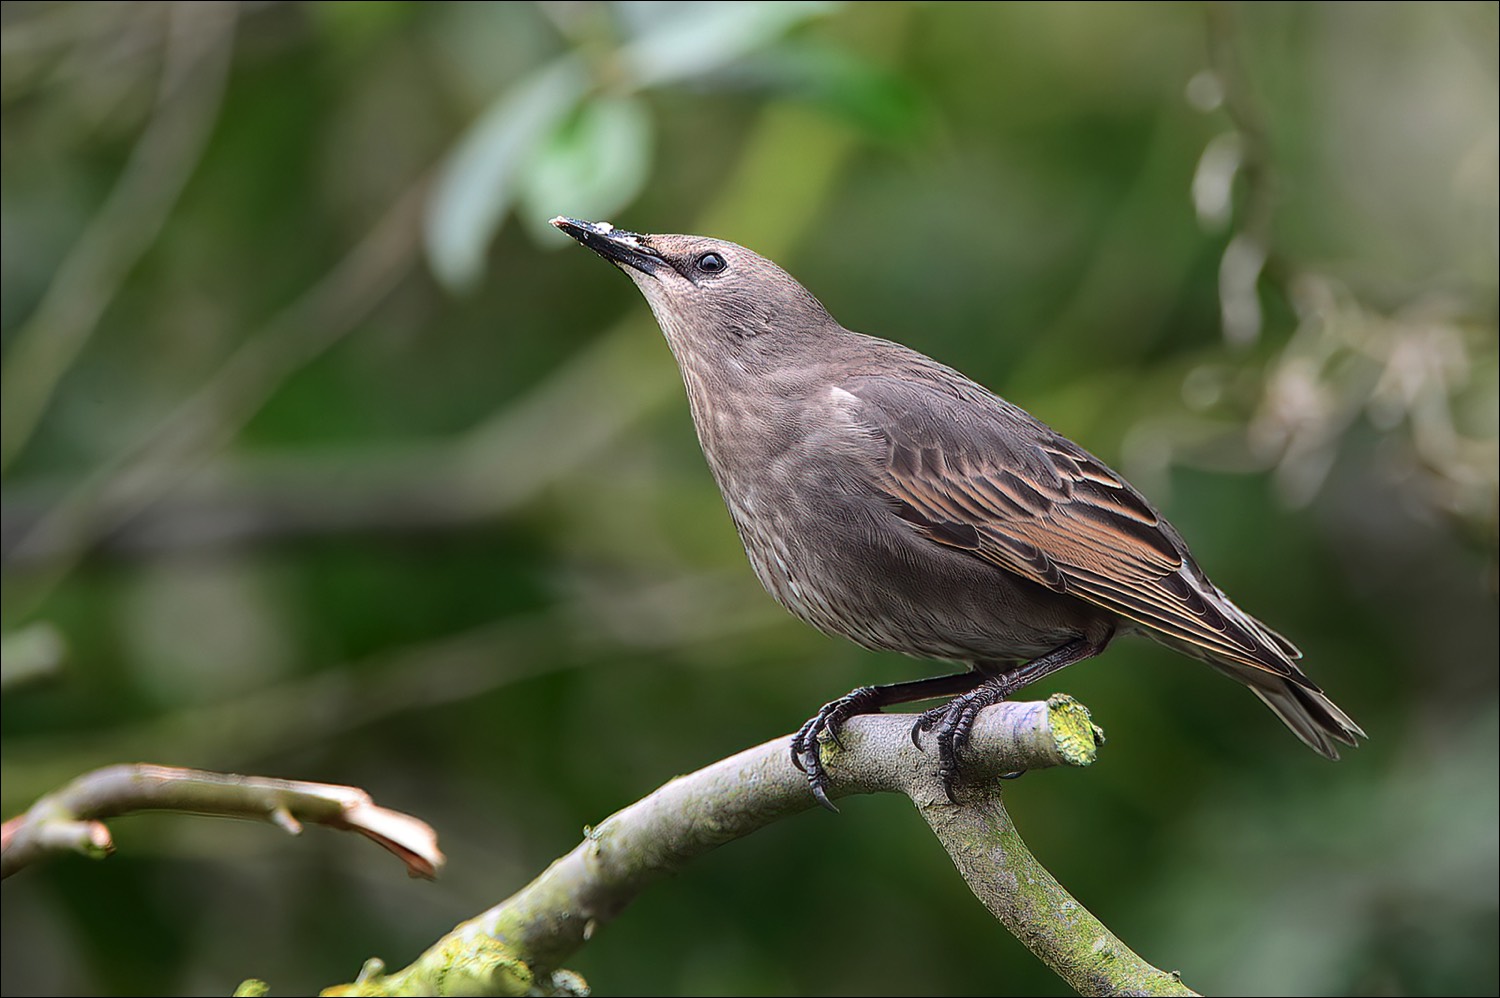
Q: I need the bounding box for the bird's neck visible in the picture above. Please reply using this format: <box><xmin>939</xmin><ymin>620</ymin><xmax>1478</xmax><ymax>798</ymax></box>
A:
<box><xmin>661</xmin><ymin>326</ymin><xmax>839</xmax><ymax>505</ymax></box>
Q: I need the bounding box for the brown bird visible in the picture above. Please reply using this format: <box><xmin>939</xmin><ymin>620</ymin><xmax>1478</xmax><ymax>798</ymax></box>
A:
<box><xmin>552</xmin><ymin>217</ymin><xmax>1364</xmax><ymax>809</ymax></box>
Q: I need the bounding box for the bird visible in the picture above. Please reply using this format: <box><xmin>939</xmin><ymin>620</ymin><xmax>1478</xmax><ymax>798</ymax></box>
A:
<box><xmin>551</xmin><ymin>216</ymin><xmax>1364</xmax><ymax>810</ymax></box>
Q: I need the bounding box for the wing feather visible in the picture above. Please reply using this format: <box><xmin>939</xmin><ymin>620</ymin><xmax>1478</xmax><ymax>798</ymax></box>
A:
<box><xmin>843</xmin><ymin>374</ymin><xmax>1304</xmax><ymax>682</ymax></box>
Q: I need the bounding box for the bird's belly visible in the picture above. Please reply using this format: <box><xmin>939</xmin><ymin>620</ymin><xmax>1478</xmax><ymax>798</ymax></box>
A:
<box><xmin>725</xmin><ymin>490</ymin><xmax>1095</xmax><ymax>665</ymax></box>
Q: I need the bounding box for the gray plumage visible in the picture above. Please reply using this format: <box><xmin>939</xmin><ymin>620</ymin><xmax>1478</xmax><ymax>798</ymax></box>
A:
<box><xmin>552</xmin><ymin>217</ymin><xmax>1364</xmax><ymax>806</ymax></box>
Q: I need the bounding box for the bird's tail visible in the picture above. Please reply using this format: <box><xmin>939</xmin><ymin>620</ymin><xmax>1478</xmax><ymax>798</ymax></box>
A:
<box><xmin>1168</xmin><ymin>576</ymin><xmax>1368</xmax><ymax>756</ymax></box>
<box><xmin>1209</xmin><ymin>602</ymin><xmax>1366</xmax><ymax>758</ymax></box>
<box><xmin>1242</xmin><ymin>672</ymin><xmax>1366</xmax><ymax>759</ymax></box>
<box><xmin>1150</xmin><ymin>612</ymin><xmax>1365</xmax><ymax>758</ymax></box>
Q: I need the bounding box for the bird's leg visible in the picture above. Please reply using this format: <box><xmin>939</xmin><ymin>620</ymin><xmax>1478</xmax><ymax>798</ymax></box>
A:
<box><xmin>792</xmin><ymin>671</ymin><xmax>987</xmax><ymax>812</ymax></box>
<box><xmin>912</xmin><ymin>638</ymin><xmax>1101</xmax><ymax>802</ymax></box>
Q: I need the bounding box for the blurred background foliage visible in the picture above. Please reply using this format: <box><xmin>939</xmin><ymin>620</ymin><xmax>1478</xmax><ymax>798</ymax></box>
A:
<box><xmin>1</xmin><ymin>2</ymin><xmax>1496</xmax><ymax>995</ymax></box>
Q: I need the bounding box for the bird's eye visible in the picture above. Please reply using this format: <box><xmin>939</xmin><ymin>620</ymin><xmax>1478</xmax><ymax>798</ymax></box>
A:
<box><xmin>695</xmin><ymin>252</ymin><xmax>727</xmax><ymax>275</ymax></box>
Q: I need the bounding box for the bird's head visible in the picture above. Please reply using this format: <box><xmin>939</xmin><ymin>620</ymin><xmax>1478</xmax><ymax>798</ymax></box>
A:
<box><xmin>551</xmin><ymin>218</ymin><xmax>833</xmax><ymax>351</ymax></box>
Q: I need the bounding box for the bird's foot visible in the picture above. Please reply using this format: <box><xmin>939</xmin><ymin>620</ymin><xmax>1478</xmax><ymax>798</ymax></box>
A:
<box><xmin>790</xmin><ymin>685</ymin><xmax>889</xmax><ymax>813</ymax></box>
<box><xmin>909</xmin><ymin>679</ymin><xmax>1011</xmax><ymax>802</ymax></box>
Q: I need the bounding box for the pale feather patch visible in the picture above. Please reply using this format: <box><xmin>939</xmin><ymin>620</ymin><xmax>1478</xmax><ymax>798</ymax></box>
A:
<box><xmin>828</xmin><ymin>385</ymin><xmax>863</xmax><ymax>411</ymax></box>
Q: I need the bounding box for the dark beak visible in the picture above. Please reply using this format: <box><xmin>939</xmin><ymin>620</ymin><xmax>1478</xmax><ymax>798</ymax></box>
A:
<box><xmin>550</xmin><ymin>217</ymin><xmax>663</xmax><ymax>277</ymax></box>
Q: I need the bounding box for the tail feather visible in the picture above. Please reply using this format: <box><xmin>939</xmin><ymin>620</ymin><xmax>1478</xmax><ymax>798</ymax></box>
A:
<box><xmin>1178</xmin><ymin>582</ymin><xmax>1364</xmax><ymax>755</ymax></box>
<box><xmin>1247</xmin><ymin>676</ymin><xmax>1366</xmax><ymax>759</ymax></box>
<box><xmin>1147</xmin><ymin>605</ymin><xmax>1365</xmax><ymax>757</ymax></box>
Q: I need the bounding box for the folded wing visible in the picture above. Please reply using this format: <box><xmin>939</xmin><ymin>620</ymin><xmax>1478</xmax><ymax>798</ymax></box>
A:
<box><xmin>840</xmin><ymin>373</ymin><xmax>1310</xmax><ymax>684</ymax></box>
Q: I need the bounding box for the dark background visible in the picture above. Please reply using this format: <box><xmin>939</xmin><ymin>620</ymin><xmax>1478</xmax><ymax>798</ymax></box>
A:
<box><xmin>3</xmin><ymin>3</ymin><xmax>1496</xmax><ymax>995</ymax></box>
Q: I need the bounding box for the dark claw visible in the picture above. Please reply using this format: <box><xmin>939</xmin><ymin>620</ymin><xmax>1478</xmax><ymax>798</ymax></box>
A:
<box><xmin>908</xmin><ymin>679</ymin><xmax>1012</xmax><ymax>801</ymax></box>
<box><xmin>788</xmin><ymin>705</ymin><xmax>843</xmax><ymax>813</ymax></box>
<box><xmin>910</xmin><ymin>701</ymin><xmax>951</xmax><ymax>749</ymax></box>
<box><xmin>790</xmin><ymin>715</ymin><xmax>816</xmax><ymax>774</ymax></box>
<box><xmin>789</xmin><ymin>686</ymin><xmax>892</xmax><ymax>813</ymax></box>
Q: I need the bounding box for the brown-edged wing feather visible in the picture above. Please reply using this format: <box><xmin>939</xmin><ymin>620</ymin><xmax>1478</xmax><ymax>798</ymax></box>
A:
<box><xmin>840</xmin><ymin>373</ymin><xmax>1310</xmax><ymax>684</ymax></box>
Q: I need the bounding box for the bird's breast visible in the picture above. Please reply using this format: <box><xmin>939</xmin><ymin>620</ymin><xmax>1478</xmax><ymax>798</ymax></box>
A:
<box><xmin>676</xmin><ymin>361</ymin><xmax>1102</xmax><ymax>664</ymax></box>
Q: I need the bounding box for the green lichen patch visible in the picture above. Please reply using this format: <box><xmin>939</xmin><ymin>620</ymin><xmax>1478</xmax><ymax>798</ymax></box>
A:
<box><xmin>1045</xmin><ymin>694</ymin><xmax>1102</xmax><ymax>767</ymax></box>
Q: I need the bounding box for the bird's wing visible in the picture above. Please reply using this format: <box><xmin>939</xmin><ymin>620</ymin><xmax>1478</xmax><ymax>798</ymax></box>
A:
<box><xmin>838</xmin><ymin>373</ymin><xmax>1308</xmax><ymax>682</ymax></box>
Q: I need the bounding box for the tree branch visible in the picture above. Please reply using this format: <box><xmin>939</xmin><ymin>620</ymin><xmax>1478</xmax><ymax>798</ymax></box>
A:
<box><xmin>316</xmin><ymin>696</ymin><xmax>1197</xmax><ymax>998</ymax></box>
<box><xmin>0</xmin><ymin>764</ymin><xmax>444</xmax><ymax>881</ymax></box>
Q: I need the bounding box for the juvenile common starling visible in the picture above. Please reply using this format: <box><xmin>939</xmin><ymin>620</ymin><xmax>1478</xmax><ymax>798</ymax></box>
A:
<box><xmin>552</xmin><ymin>217</ymin><xmax>1364</xmax><ymax>809</ymax></box>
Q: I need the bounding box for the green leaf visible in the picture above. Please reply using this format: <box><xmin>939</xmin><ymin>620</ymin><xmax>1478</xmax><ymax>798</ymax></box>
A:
<box><xmin>425</xmin><ymin>58</ymin><xmax>590</xmax><ymax>293</ymax></box>
<box><xmin>519</xmin><ymin>95</ymin><xmax>654</xmax><ymax>244</ymax></box>
<box><xmin>727</xmin><ymin>42</ymin><xmax>926</xmax><ymax>142</ymax></box>
<box><xmin>618</xmin><ymin>1</ymin><xmax>839</xmax><ymax>89</ymax></box>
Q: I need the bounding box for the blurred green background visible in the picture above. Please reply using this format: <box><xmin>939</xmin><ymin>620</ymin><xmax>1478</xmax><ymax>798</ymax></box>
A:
<box><xmin>2</xmin><ymin>2</ymin><xmax>1496</xmax><ymax>995</ymax></box>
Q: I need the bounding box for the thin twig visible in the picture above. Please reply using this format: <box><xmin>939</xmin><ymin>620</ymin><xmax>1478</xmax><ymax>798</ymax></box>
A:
<box><xmin>4</xmin><ymin>176</ymin><xmax>428</xmax><ymax>615</ymax></box>
<box><xmin>1</xmin><ymin>764</ymin><xmax>444</xmax><ymax>880</ymax></box>
<box><xmin>0</xmin><ymin>2</ymin><xmax>239</xmax><ymax>469</ymax></box>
